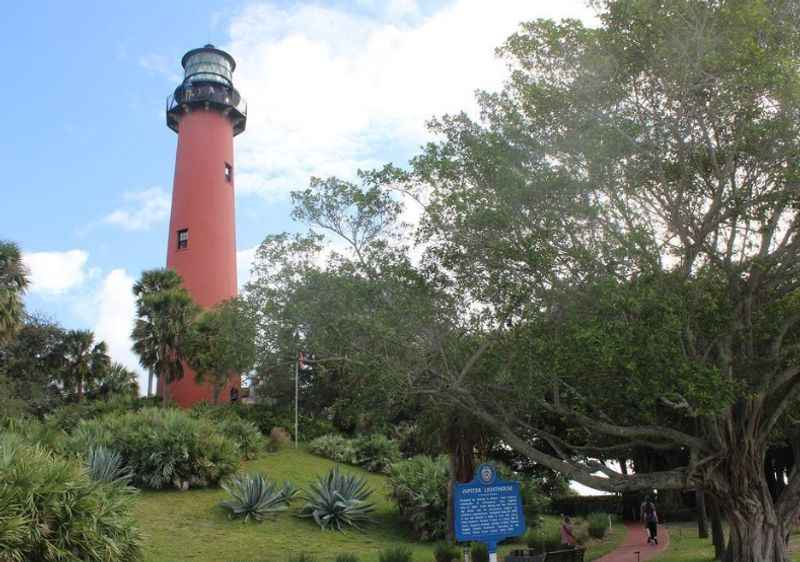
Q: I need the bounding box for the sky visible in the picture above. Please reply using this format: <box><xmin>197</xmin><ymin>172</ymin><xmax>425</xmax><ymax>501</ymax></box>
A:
<box><xmin>2</xmin><ymin>0</ymin><xmax>598</xmax><ymax>455</ymax></box>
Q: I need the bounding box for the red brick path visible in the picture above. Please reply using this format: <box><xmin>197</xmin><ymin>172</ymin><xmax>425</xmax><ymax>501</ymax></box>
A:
<box><xmin>594</xmin><ymin>523</ymin><xmax>669</xmax><ymax>562</ymax></box>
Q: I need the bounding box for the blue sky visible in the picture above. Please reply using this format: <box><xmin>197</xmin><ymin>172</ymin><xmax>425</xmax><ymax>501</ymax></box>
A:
<box><xmin>2</xmin><ymin>0</ymin><xmax>595</xmax><ymax>391</ymax></box>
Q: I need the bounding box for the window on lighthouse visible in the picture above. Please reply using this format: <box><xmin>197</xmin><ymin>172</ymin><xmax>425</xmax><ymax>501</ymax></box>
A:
<box><xmin>224</xmin><ymin>162</ymin><xmax>233</xmax><ymax>183</ymax></box>
<box><xmin>177</xmin><ymin>229</ymin><xmax>189</xmax><ymax>250</ymax></box>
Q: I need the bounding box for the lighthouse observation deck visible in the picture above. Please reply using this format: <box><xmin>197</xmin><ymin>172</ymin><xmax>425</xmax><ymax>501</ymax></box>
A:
<box><xmin>166</xmin><ymin>44</ymin><xmax>247</xmax><ymax>136</ymax></box>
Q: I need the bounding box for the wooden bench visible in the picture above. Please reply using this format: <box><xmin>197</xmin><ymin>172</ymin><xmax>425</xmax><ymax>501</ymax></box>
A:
<box><xmin>505</xmin><ymin>547</ymin><xmax>585</xmax><ymax>562</ymax></box>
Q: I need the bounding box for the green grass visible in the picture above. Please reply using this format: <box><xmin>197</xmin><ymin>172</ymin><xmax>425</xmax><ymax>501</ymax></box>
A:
<box><xmin>653</xmin><ymin>523</ymin><xmax>800</xmax><ymax>562</ymax></box>
<box><xmin>133</xmin><ymin>447</ymin><xmax>623</xmax><ymax>562</ymax></box>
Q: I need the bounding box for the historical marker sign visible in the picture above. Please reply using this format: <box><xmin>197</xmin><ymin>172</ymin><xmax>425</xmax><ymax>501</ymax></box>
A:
<box><xmin>454</xmin><ymin>464</ymin><xmax>526</xmax><ymax>562</ymax></box>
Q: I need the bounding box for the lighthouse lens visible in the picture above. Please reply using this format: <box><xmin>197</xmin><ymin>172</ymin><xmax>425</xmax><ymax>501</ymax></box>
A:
<box><xmin>184</xmin><ymin>52</ymin><xmax>233</xmax><ymax>86</ymax></box>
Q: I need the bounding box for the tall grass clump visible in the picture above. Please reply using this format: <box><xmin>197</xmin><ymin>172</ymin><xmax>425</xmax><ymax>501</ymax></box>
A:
<box><xmin>587</xmin><ymin>512</ymin><xmax>611</xmax><ymax>539</ymax></box>
<box><xmin>64</xmin><ymin>407</ymin><xmax>239</xmax><ymax>490</ymax></box>
<box><xmin>378</xmin><ymin>547</ymin><xmax>412</xmax><ymax>562</ymax></box>
<box><xmin>0</xmin><ymin>434</ymin><xmax>142</xmax><ymax>561</ymax></box>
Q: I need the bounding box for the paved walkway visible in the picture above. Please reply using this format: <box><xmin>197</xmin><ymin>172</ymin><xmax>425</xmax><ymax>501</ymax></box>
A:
<box><xmin>594</xmin><ymin>523</ymin><xmax>669</xmax><ymax>562</ymax></box>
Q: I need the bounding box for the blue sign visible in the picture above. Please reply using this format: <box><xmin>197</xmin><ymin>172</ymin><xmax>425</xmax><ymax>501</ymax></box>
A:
<box><xmin>454</xmin><ymin>464</ymin><xmax>526</xmax><ymax>555</ymax></box>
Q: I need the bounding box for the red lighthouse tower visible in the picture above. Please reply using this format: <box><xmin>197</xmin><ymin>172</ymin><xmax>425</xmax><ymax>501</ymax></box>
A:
<box><xmin>163</xmin><ymin>45</ymin><xmax>247</xmax><ymax>407</ymax></box>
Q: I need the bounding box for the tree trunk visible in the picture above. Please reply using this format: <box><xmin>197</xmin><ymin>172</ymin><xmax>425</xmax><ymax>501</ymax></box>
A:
<box><xmin>707</xmin><ymin>493</ymin><xmax>725</xmax><ymax>560</ymax></box>
<box><xmin>147</xmin><ymin>370</ymin><xmax>153</xmax><ymax>397</ymax></box>
<box><xmin>161</xmin><ymin>377</ymin><xmax>169</xmax><ymax>406</ymax></box>
<box><xmin>696</xmin><ymin>488</ymin><xmax>709</xmax><ymax>539</ymax></box>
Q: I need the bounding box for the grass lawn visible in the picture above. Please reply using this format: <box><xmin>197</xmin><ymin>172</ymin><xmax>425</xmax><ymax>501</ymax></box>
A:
<box><xmin>653</xmin><ymin>523</ymin><xmax>800</xmax><ymax>562</ymax></box>
<box><xmin>133</xmin><ymin>447</ymin><xmax>622</xmax><ymax>562</ymax></box>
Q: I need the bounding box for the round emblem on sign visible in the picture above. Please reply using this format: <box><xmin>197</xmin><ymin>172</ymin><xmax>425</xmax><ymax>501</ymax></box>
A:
<box><xmin>477</xmin><ymin>463</ymin><xmax>496</xmax><ymax>485</ymax></box>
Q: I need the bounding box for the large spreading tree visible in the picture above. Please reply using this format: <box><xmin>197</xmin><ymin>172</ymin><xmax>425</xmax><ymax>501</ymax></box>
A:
<box><xmin>246</xmin><ymin>1</ymin><xmax>800</xmax><ymax>560</ymax></box>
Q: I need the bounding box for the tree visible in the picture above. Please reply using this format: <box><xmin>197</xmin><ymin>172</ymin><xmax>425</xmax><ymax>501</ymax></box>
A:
<box><xmin>0</xmin><ymin>241</ymin><xmax>29</xmax><ymax>343</ymax></box>
<box><xmin>186</xmin><ymin>298</ymin><xmax>256</xmax><ymax>404</ymax></box>
<box><xmin>90</xmin><ymin>362</ymin><xmax>140</xmax><ymax>399</ymax></box>
<box><xmin>376</xmin><ymin>2</ymin><xmax>800</xmax><ymax>559</ymax></box>
<box><xmin>131</xmin><ymin>269</ymin><xmax>197</xmax><ymax>406</ymax></box>
<box><xmin>0</xmin><ymin>315</ymin><xmax>69</xmax><ymax>415</ymax></box>
<box><xmin>57</xmin><ymin>329</ymin><xmax>111</xmax><ymax>401</ymax></box>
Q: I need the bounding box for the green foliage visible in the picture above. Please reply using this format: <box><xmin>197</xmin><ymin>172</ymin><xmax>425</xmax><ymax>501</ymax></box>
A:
<box><xmin>87</xmin><ymin>445</ymin><xmax>132</xmax><ymax>484</ymax></box>
<box><xmin>0</xmin><ymin>240</ymin><xmax>29</xmax><ymax>343</ymax></box>
<box><xmin>220</xmin><ymin>472</ymin><xmax>298</xmax><ymax>521</ymax></box>
<box><xmin>470</xmin><ymin>543</ymin><xmax>489</xmax><ymax>562</ymax></box>
<box><xmin>0</xmin><ymin>434</ymin><xmax>142</xmax><ymax>561</ymax></box>
<box><xmin>378</xmin><ymin>547</ymin><xmax>413</xmax><ymax>562</ymax></box>
<box><xmin>353</xmin><ymin>433</ymin><xmax>401</xmax><ymax>474</ymax></box>
<box><xmin>298</xmin><ymin>466</ymin><xmax>375</xmax><ymax>531</ymax></box>
<box><xmin>388</xmin><ymin>455</ymin><xmax>449</xmax><ymax>541</ymax></box>
<box><xmin>65</xmin><ymin>407</ymin><xmax>239</xmax><ymax>489</ymax></box>
<box><xmin>334</xmin><ymin>554</ymin><xmax>360</xmax><ymax>562</ymax></box>
<box><xmin>586</xmin><ymin>513</ymin><xmax>610</xmax><ymax>539</ymax></box>
<box><xmin>218</xmin><ymin>416</ymin><xmax>265</xmax><ymax>460</ymax></box>
<box><xmin>131</xmin><ymin>268</ymin><xmax>198</xmax><ymax>405</ymax></box>
<box><xmin>524</xmin><ymin>526</ymin><xmax>561</xmax><ymax>551</ymax></box>
<box><xmin>434</xmin><ymin>543</ymin><xmax>460</xmax><ymax>562</ymax></box>
<box><xmin>185</xmin><ymin>297</ymin><xmax>256</xmax><ymax>404</ymax></box>
<box><xmin>308</xmin><ymin>434</ymin><xmax>359</xmax><ymax>465</ymax></box>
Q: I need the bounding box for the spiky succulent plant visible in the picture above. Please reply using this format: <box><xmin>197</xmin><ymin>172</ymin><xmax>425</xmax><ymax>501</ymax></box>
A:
<box><xmin>220</xmin><ymin>472</ymin><xmax>298</xmax><ymax>521</ymax></box>
<box><xmin>87</xmin><ymin>445</ymin><xmax>132</xmax><ymax>485</ymax></box>
<box><xmin>298</xmin><ymin>466</ymin><xmax>375</xmax><ymax>531</ymax></box>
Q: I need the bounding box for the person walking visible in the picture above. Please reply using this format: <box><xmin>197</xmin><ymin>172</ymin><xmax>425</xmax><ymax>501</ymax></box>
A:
<box><xmin>641</xmin><ymin>497</ymin><xmax>659</xmax><ymax>545</ymax></box>
<box><xmin>560</xmin><ymin>515</ymin><xmax>577</xmax><ymax>547</ymax></box>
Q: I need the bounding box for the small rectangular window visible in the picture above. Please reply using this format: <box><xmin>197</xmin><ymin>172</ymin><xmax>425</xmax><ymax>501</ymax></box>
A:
<box><xmin>224</xmin><ymin>162</ymin><xmax>233</xmax><ymax>183</ymax></box>
<box><xmin>177</xmin><ymin>229</ymin><xmax>189</xmax><ymax>250</ymax></box>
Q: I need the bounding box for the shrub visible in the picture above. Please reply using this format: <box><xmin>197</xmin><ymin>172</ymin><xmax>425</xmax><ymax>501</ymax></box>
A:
<box><xmin>308</xmin><ymin>434</ymin><xmax>358</xmax><ymax>465</ymax></box>
<box><xmin>87</xmin><ymin>445</ymin><xmax>132</xmax><ymax>484</ymax></box>
<box><xmin>388</xmin><ymin>455</ymin><xmax>449</xmax><ymax>541</ymax></box>
<box><xmin>270</xmin><ymin>426</ymin><xmax>292</xmax><ymax>449</ymax></box>
<box><xmin>587</xmin><ymin>512</ymin><xmax>610</xmax><ymax>539</ymax></box>
<box><xmin>334</xmin><ymin>555</ymin><xmax>360</xmax><ymax>562</ymax></box>
<box><xmin>220</xmin><ymin>472</ymin><xmax>298</xmax><ymax>521</ymax></box>
<box><xmin>434</xmin><ymin>543</ymin><xmax>460</xmax><ymax>562</ymax></box>
<box><xmin>378</xmin><ymin>547</ymin><xmax>412</xmax><ymax>562</ymax></box>
<box><xmin>298</xmin><ymin>466</ymin><xmax>375</xmax><ymax>530</ymax></box>
<box><xmin>64</xmin><ymin>407</ymin><xmax>239</xmax><ymax>490</ymax></box>
<box><xmin>471</xmin><ymin>543</ymin><xmax>489</xmax><ymax>562</ymax></box>
<box><xmin>218</xmin><ymin>417</ymin><xmax>264</xmax><ymax>460</ymax></box>
<box><xmin>0</xmin><ymin>435</ymin><xmax>142</xmax><ymax>561</ymax></box>
<box><xmin>524</xmin><ymin>527</ymin><xmax>561</xmax><ymax>551</ymax></box>
<box><xmin>353</xmin><ymin>433</ymin><xmax>401</xmax><ymax>474</ymax></box>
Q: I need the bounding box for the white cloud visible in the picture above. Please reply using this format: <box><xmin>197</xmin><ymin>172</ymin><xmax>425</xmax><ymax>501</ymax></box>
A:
<box><xmin>24</xmin><ymin>250</ymin><xmax>91</xmax><ymax>295</ymax></box>
<box><xmin>139</xmin><ymin>54</ymin><xmax>182</xmax><ymax>83</ymax></box>
<box><xmin>224</xmin><ymin>0</ymin><xmax>597</xmax><ymax>199</ymax></box>
<box><xmin>92</xmin><ymin>269</ymin><xmax>147</xmax><ymax>395</ymax></box>
<box><xmin>237</xmin><ymin>246</ymin><xmax>258</xmax><ymax>288</ymax></box>
<box><xmin>104</xmin><ymin>187</ymin><xmax>171</xmax><ymax>231</ymax></box>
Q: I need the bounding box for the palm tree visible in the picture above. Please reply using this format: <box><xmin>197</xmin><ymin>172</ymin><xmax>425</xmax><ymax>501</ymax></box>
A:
<box><xmin>93</xmin><ymin>361</ymin><xmax>139</xmax><ymax>398</ymax></box>
<box><xmin>59</xmin><ymin>330</ymin><xmax>111</xmax><ymax>401</ymax></box>
<box><xmin>0</xmin><ymin>241</ymin><xmax>30</xmax><ymax>342</ymax></box>
<box><xmin>131</xmin><ymin>269</ymin><xmax>197</xmax><ymax>406</ymax></box>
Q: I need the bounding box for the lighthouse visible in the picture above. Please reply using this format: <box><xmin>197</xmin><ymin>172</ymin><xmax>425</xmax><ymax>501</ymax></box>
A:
<box><xmin>163</xmin><ymin>44</ymin><xmax>246</xmax><ymax>407</ymax></box>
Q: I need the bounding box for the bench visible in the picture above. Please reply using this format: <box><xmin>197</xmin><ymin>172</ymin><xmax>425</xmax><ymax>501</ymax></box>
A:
<box><xmin>505</xmin><ymin>548</ymin><xmax>585</xmax><ymax>562</ymax></box>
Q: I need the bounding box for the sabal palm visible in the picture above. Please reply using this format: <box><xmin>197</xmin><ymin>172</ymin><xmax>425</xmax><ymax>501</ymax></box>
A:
<box><xmin>131</xmin><ymin>269</ymin><xmax>197</xmax><ymax>405</ymax></box>
<box><xmin>0</xmin><ymin>241</ymin><xmax>29</xmax><ymax>342</ymax></box>
<box><xmin>60</xmin><ymin>330</ymin><xmax>111</xmax><ymax>400</ymax></box>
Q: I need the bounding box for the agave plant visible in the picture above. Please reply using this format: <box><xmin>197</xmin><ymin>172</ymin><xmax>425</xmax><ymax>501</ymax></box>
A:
<box><xmin>220</xmin><ymin>472</ymin><xmax>298</xmax><ymax>521</ymax></box>
<box><xmin>298</xmin><ymin>466</ymin><xmax>375</xmax><ymax>531</ymax></box>
<box><xmin>87</xmin><ymin>445</ymin><xmax>132</xmax><ymax>485</ymax></box>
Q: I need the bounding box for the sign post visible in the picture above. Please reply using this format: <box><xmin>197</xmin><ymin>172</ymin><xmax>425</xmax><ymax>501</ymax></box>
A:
<box><xmin>454</xmin><ymin>464</ymin><xmax>526</xmax><ymax>562</ymax></box>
